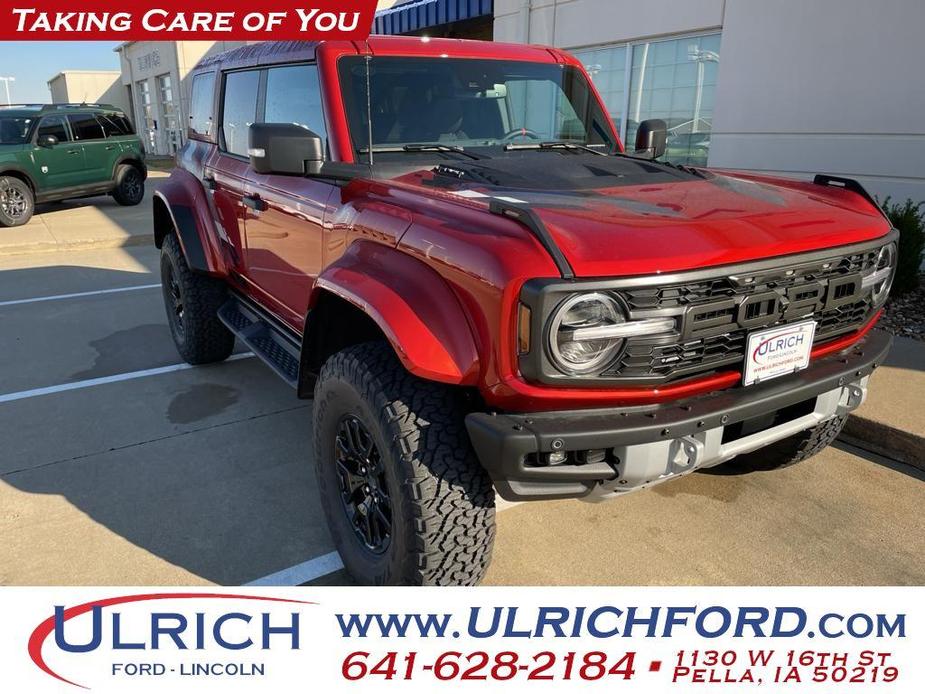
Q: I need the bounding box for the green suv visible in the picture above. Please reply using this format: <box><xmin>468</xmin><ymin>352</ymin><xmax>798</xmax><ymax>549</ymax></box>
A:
<box><xmin>0</xmin><ymin>103</ymin><xmax>147</xmax><ymax>227</ymax></box>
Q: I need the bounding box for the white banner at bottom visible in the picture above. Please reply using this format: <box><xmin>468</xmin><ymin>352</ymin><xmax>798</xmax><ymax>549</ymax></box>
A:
<box><xmin>0</xmin><ymin>587</ymin><xmax>919</xmax><ymax>692</ymax></box>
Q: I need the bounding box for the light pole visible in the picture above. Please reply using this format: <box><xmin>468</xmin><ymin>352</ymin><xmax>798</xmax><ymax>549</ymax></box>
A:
<box><xmin>0</xmin><ymin>77</ymin><xmax>15</xmax><ymax>105</ymax></box>
<box><xmin>687</xmin><ymin>47</ymin><xmax>719</xmax><ymax>134</ymax></box>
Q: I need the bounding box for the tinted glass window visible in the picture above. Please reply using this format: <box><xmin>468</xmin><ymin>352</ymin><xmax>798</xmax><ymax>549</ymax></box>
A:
<box><xmin>189</xmin><ymin>72</ymin><xmax>215</xmax><ymax>138</ymax></box>
<box><xmin>68</xmin><ymin>114</ymin><xmax>105</xmax><ymax>141</ymax></box>
<box><xmin>97</xmin><ymin>114</ymin><xmax>133</xmax><ymax>137</ymax></box>
<box><xmin>37</xmin><ymin>115</ymin><xmax>70</xmax><ymax>143</ymax></box>
<box><xmin>221</xmin><ymin>70</ymin><xmax>259</xmax><ymax>156</ymax></box>
<box><xmin>264</xmin><ymin>65</ymin><xmax>327</xmax><ymax>139</ymax></box>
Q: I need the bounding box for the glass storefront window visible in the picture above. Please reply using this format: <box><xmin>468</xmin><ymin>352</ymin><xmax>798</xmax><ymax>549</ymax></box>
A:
<box><xmin>572</xmin><ymin>33</ymin><xmax>721</xmax><ymax>166</ymax></box>
<box><xmin>626</xmin><ymin>34</ymin><xmax>721</xmax><ymax>166</ymax></box>
<box><xmin>571</xmin><ymin>45</ymin><xmax>627</xmax><ymax>140</ymax></box>
<box><xmin>156</xmin><ymin>73</ymin><xmax>181</xmax><ymax>154</ymax></box>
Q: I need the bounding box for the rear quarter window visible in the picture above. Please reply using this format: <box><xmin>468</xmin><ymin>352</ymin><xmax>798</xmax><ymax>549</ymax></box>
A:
<box><xmin>97</xmin><ymin>114</ymin><xmax>134</xmax><ymax>137</ymax></box>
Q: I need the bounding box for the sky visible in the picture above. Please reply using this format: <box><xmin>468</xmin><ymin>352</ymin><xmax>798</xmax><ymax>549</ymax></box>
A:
<box><xmin>0</xmin><ymin>42</ymin><xmax>122</xmax><ymax>104</ymax></box>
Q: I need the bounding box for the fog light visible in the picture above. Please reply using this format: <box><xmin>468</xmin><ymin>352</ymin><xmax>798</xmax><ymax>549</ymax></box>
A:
<box><xmin>577</xmin><ymin>449</ymin><xmax>607</xmax><ymax>464</ymax></box>
<box><xmin>546</xmin><ymin>451</ymin><xmax>568</xmax><ymax>465</ymax></box>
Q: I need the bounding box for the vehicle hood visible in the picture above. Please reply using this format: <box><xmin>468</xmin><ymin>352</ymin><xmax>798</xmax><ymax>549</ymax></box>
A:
<box><xmin>393</xmin><ymin>153</ymin><xmax>890</xmax><ymax>278</ymax></box>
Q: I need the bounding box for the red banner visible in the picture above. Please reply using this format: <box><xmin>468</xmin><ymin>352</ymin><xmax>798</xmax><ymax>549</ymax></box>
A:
<box><xmin>1</xmin><ymin>1</ymin><xmax>378</xmax><ymax>40</ymax></box>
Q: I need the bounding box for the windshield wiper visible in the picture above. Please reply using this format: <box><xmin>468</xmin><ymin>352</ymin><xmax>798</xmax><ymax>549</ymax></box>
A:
<box><xmin>359</xmin><ymin>144</ymin><xmax>483</xmax><ymax>160</ymax></box>
<box><xmin>503</xmin><ymin>141</ymin><xmax>607</xmax><ymax>156</ymax></box>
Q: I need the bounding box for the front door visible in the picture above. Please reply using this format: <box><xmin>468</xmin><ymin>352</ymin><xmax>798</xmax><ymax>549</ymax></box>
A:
<box><xmin>31</xmin><ymin>115</ymin><xmax>86</xmax><ymax>191</ymax></box>
<box><xmin>242</xmin><ymin>63</ymin><xmax>334</xmax><ymax>328</ymax></box>
<box><xmin>67</xmin><ymin>113</ymin><xmax>112</xmax><ymax>184</ymax></box>
<box><xmin>243</xmin><ymin>174</ymin><xmax>336</xmax><ymax>327</ymax></box>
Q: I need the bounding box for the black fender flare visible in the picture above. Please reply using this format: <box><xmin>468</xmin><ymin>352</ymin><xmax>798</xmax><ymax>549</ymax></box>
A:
<box><xmin>152</xmin><ymin>169</ymin><xmax>228</xmax><ymax>276</ymax></box>
<box><xmin>0</xmin><ymin>165</ymin><xmax>39</xmax><ymax>193</ymax></box>
<box><xmin>111</xmin><ymin>153</ymin><xmax>148</xmax><ymax>183</ymax></box>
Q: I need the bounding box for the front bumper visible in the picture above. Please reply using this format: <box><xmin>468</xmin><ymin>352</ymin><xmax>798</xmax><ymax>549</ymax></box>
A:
<box><xmin>466</xmin><ymin>329</ymin><xmax>892</xmax><ymax>501</ymax></box>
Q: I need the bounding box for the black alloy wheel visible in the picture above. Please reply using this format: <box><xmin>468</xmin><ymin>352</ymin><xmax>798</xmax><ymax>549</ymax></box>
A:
<box><xmin>164</xmin><ymin>260</ymin><xmax>186</xmax><ymax>340</ymax></box>
<box><xmin>335</xmin><ymin>414</ymin><xmax>392</xmax><ymax>554</ymax></box>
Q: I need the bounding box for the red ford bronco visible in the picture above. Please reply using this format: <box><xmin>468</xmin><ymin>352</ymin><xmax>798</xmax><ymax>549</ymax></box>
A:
<box><xmin>155</xmin><ymin>38</ymin><xmax>895</xmax><ymax>586</ymax></box>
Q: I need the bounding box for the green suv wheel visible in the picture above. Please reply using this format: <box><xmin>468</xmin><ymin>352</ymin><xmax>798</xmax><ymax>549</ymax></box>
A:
<box><xmin>0</xmin><ymin>176</ymin><xmax>34</xmax><ymax>227</ymax></box>
<box><xmin>112</xmin><ymin>165</ymin><xmax>145</xmax><ymax>206</ymax></box>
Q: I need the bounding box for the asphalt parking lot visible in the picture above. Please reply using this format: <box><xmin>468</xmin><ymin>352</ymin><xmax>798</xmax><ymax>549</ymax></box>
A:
<box><xmin>1</xmin><ymin>223</ymin><xmax>924</xmax><ymax>586</ymax></box>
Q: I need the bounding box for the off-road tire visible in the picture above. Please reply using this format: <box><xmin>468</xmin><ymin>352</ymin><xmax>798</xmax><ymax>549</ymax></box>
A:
<box><xmin>160</xmin><ymin>233</ymin><xmax>235</xmax><ymax>365</ymax></box>
<box><xmin>313</xmin><ymin>342</ymin><xmax>496</xmax><ymax>586</ymax></box>
<box><xmin>730</xmin><ymin>414</ymin><xmax>847</xmax><ymax>471</ymax></box>
<box><xmin>0</xmin><ymin>176</ymin><xmax>34</xmax><ymax>227</ymax></box>
<box><xmin>112</xmin><ymin>164</ymin><xmax>145</xmax><ymax>206</ymax></box>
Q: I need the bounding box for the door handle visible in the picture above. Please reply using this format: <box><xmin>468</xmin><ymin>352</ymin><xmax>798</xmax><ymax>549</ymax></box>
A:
<box><xmin>242</xmin><ymin>194</ymin><xmax>268</xmax><ymax>212</ymax></box>
<box><xmin>105</xmin><ymin>145</ymin><xmax>117</xmax><ymax>151</ymax></box>
<box><xmin>67</xmin><ymin>149</ymin><xmax>81</xmax><ymax>155</ymax></box>
<box><xmin>203</xmin><ymin>175</ymin><xmax>217</xmax><ymax>191</ymax></box>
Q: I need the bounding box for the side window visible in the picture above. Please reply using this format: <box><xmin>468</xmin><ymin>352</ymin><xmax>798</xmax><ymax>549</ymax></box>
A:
<box><xmin>97</xmin><ymin>114</ymin><xmax>132</xmax><ymax>137</ymax></box>
<box><xmin>189</xmin><ymin>72</ymin><xmax>216</xmax><ymax>138</ymax></box>
<box><xmin>264</xmin><ymin>65</ymin><xmax>327</xmax><ymax>140</ymax></box>
<box><xmin>36</xmin><ymin>115</ymin><xmax>70</xmax><ymax>143</ymax></box>
<box><xmin>221</xmin><ymin>70</ymin><xmax>259</xmax><ymax>157</ymax></box>
<box><xmin>68</xmin><ymin>114</ymin><xmax>106</xmax><ymax>141</ymax></box>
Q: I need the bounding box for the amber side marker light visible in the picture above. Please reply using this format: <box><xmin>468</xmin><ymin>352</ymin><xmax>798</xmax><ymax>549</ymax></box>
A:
<box><xmin>518</xmin><ymin>303</ymin><xmax>532</xmax><ymax>354</ymax></box>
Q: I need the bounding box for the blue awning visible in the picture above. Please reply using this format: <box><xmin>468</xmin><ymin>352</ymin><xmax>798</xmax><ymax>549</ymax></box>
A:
<box><xmin>373</xmin><ymin>0</ymin><xmax>494</xmax><ymax>36</ymax></box>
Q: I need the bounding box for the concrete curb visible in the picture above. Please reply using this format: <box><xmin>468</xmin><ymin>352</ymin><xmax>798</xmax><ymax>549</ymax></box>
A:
<box><xmin>841</xmin><ymin>414</ymin><xmax>925</xmax><ymax>471</ymax></box>
<box><xmin>0</xmin><ymin>233</ymin><xmax>154</xmax><ymax>258</ymax></box>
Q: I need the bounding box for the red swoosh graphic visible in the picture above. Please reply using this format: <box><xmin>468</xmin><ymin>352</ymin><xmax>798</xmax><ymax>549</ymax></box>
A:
<box><xmin>28</xmin><ymin>592</ymin><xmax>315</xmax><ymax>689</ymax></box>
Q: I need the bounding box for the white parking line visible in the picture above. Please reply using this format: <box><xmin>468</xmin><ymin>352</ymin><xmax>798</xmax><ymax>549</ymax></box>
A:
<box><xmin>246</xmin><ymin>501</ymin><xmax>524</xmax><ymax>586</ymax></box>
<box><xmin>0</xmin><ymin>353</ymin><xmax>255</xmax><ymax>405</ymax></box>
<box><xmin>0</xmin><ymin>283</ymin><xmax>162</xmax><ymax>308</ymax></box>
<box><xmin>245</xmin><ymin>552</ymin><xmax>345</xmax><ymax>586</ymax></box>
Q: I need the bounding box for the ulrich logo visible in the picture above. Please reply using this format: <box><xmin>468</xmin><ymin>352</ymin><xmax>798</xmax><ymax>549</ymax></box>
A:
<box><xmin>28</xmin><ymin>593</ymin><xmax>313</xmax><ymax>689</ymax></box>
<box><xmin>752</xmin><ymin>329</ymin><xmax>806</xmax><ymax>364</ymax></box>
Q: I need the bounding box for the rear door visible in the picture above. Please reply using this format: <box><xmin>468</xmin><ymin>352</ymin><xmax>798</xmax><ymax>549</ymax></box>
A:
<box><xmin>97</xmin><ymin>112</ymin><xmax>140</xmax><ymax>164</ymax></box>
<box><xmin>66</xmin><ymin>113</ymin><xmax>110</xmax><ymax>185</ymax></box>
<box><xmin>31</xmin><ymin>115</ymin><xmax>86</xmax><ymax>191</ymax></box>
<box><xmin>242</xmin><ymin>63</ymin><xmax>336</xmax><ymax>328</ymax></box>
<box><xmin>205</xmin><ymin>68</ymin><xmax>261</xmax><ymax>266</ymax></box>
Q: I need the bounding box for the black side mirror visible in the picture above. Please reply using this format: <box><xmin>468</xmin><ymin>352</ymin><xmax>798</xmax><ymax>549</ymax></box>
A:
<box><xmin>634</xmin><ymin>119</ymin><xmax>668</xmax><ymax>159</ymax></box>
<box><xmin>248</xmin><ymin>123</ymin><xmax>324</xmax><ymax>176</ymax></box>
<box><xmin>37</xmin><ymin>134</ymin><xmax>59</xmax><ymax>148</ymax></box>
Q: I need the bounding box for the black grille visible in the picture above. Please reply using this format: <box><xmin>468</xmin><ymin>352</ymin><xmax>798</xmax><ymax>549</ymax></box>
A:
<box><xmin>605</xmin><ymin>248</ymin><xmax>880</xmax><ymax>382</ymax></box>
<box><xmin>623</xmin><ymin>249</ymin><xmax>879</xmax><ymax>311</ymax></box>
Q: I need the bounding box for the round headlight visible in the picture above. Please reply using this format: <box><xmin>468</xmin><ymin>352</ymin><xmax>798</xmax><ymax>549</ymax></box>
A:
<box><xmin>871</xmin><ymin>242</ymin><xmax>896</xmax><ymax>306</ymax></box>
<box><xmin>548</xmin><ymin>293</ymin><xmax>625</xmax><ymax>374</ymax></box>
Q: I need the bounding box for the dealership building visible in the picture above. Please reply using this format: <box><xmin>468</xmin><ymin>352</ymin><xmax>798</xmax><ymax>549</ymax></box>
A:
<box><xmin>113</xmin><ymin>41</ymin><xmax>246</xmax><ymax>156</ymax></box>
<box><xmin>375</xmin><ymin>0</ymin><xmax>924</xmax><ymax>203</ymax></box>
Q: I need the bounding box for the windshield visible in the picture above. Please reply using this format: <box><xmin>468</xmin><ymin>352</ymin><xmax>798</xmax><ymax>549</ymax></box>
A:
<box><xmin>338</xmin><ymin>57</ymin><xmax>615</xmax><ymax>158</ymax></box>
<box><xmin>0</xmin><ymin>117</ymin><xmax>34</xmax><ymax>145</ymax></box>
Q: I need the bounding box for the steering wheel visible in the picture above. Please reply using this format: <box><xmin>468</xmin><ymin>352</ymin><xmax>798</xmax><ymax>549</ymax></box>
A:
<box><xmin>502</xmin><ymin>128</ymin><xmax>542</xmax><ymax>141</ymax></box>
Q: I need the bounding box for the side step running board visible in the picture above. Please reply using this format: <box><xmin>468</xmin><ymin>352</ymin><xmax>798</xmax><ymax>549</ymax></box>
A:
<box><xmin>218</xmin><ymin>296</ymin><xmax>301</xmax><ymax>388</ymax></box>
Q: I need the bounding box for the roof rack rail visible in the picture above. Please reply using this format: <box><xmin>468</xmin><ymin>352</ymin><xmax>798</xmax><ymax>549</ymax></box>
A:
<box><xmin>0</xmin><ymin>103</ymin><xmax>122</xmax><ymax>112</ymax></box>
<box><xmin>42</xmin><ymin>103</ymin><xmax>121</xmax><ymax>112</ymax></box>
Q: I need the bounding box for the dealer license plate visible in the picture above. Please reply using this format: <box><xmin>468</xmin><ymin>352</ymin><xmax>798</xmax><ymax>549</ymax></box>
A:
<box><xmin>743</xmin><ymin>320</ymin><xmax>816</xmax><ymax>386</ymax></box>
